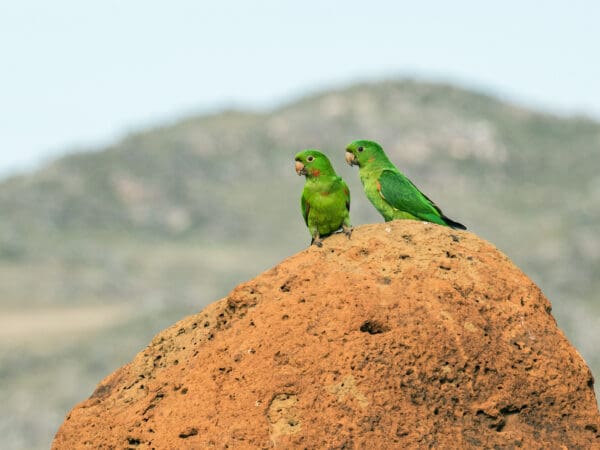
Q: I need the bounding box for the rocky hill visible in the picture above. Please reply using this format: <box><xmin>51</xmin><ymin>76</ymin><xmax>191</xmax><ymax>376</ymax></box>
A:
<box><xmin>53</xmin><ymin>222</ymin><xmax>600</xmax><ymax>449</ymax></box>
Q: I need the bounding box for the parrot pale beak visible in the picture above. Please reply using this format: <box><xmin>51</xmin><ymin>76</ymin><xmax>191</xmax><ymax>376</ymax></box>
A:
<box><xmin>345</xmin><ymin>151</ymin><xmax>357</xmax><ymax>166</ymax></box>
<box><xmin>295</xmin><ymin>160</ymin><xmax>306</xmax><ymax>176</ymax></box>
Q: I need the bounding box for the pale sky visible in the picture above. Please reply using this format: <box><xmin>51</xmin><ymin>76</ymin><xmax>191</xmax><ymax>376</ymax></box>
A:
<box><xmin>1</xmin><ymin>0</ymin><xmax>599</xmax><ymax>176</ymax></box>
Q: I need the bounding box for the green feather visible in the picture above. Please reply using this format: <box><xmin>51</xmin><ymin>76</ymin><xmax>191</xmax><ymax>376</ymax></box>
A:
<box><xmin>378</xmin><ymin>170</ymin><xmax>447</xmax><ymax>225</ymax></box>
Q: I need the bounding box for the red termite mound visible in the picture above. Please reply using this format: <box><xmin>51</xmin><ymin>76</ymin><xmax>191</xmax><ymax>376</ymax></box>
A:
<box><xmin>53</xmin><ymin>221</ymin><xmax>600</xmax><ymax>449</ymax></box>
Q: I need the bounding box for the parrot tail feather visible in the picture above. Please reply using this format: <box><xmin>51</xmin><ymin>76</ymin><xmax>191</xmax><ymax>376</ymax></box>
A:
<box><xmin>442</xmin><ymin>215</ymin><xmax>467</xmax><ymax>230</ymax></box>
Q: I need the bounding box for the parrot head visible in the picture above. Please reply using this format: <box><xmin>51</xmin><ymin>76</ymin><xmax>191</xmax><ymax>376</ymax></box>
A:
<box><xmin>294</xmin><ymin>149</ymin><xmax>335</xmax><ymax>178</ymax></box>
<box><xmin>345</xmin><ymin>140</ymin><xmax>387</xmax><ymax>168</ymax></box>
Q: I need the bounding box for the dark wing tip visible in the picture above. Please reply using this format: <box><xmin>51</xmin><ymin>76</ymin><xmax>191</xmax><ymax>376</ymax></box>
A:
<box><xmin>443</xmin><ymin>216</ymin><xmax>467</xmax><ymax>230</ymax></box>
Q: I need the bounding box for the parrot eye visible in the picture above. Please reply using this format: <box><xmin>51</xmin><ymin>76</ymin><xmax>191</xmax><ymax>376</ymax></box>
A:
<box><xmin>307</xmin><ymin>156</ymin><xmax>315</xmax><ymax>162</ymax></box>
<box><xmin>357</xmin><ymin>146</ymin><xmax>364</xmax><ymax>152</ymax></box>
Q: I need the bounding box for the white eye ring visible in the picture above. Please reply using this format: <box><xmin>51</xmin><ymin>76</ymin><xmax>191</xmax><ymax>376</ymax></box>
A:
<box><xmin>307</xmin><ymin>156</ymin><xmax>315</xmax><ymax>162</ymax></box>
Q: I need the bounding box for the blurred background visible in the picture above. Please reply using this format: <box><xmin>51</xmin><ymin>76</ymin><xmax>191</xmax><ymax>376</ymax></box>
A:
<box><xmin>1</xmin><ymin>1</ymin><xmax>599</xmax><ymax>448</ymax></box>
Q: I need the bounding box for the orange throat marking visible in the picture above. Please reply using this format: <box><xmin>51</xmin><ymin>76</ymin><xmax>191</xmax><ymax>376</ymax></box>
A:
<box><xmin>311</xmin><ymin>169</ymin><xmax>321</xmax><ymax>177</ymax></box>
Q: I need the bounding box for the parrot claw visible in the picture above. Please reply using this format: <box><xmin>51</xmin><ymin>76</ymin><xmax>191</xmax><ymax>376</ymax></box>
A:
<box><xmin>311</xmin><ymin>234</ymin><xmax>323</xmax><ymax>247</ymax></box>
<box><xmin>343</xmin><ymin>226</ymin><xmax>353</xmax><ymax>239</ymax></box>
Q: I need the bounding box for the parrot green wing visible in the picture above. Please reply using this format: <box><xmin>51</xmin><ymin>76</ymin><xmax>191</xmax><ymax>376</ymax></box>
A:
<box><xmin>341</xmin><ymin>178</ymin><xmax>351</xmax><ymax>213</ymax></box>
<box><xmin>378</xmin><ymin>169</ymin><xmax>447</xmax><ymax>224</ymax></box>
<box><xmin>301</xmin><ymin>191</ymin><xmax>310</xmax><ymax>226</ymax></box>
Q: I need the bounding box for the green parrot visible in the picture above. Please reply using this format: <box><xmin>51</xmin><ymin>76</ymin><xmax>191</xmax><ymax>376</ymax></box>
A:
<box><xmin>345</xmin><ymin>140</ymin><xmax>466</xmax><ymax>230</ymax></box>
<box><xmin>295</xmin><ymin>150</ymin><xmax>352</xmax><ymax>247</ymax></box>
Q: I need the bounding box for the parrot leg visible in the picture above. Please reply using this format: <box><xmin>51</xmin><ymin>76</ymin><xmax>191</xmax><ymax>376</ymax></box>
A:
<box><xmin>342</xmin><ymin>225</ymin><xmax>353</xmax><ymax>239</ymax></box>
<box><xmin>311</xmin><ymin>232</ymin><xmax>323</xmax><ymax>247</ymax></box>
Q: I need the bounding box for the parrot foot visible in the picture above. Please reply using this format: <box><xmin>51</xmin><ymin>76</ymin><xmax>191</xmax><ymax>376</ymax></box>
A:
<box><xmin>312</xmin><ymin>238</ymin><xmax>323</xmax><ymax>247</ymax></box>
<box><xmin>343</xmin><ymin>226</ymin><xmax>353</xmax><ymax>239</ymax></box>
<box><xmin>311</xmin><ymin>234</ymin><xmax>323</xmax><ymax>247</ymax></box>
